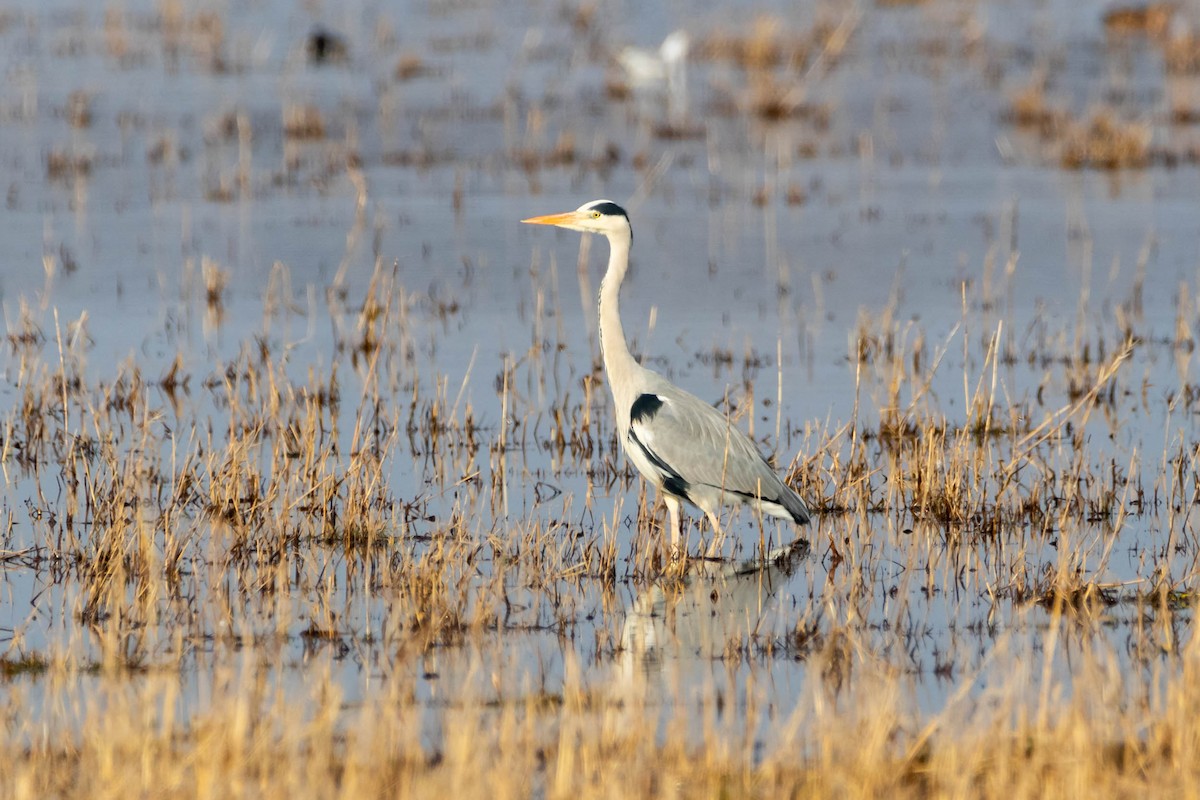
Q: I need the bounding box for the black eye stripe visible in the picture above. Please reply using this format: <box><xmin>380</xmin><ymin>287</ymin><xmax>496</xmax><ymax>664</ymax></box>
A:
<box><xmin>587</xmin><ymin>201</ymin><xmax>628</xmax><ymax>219</ymax></box>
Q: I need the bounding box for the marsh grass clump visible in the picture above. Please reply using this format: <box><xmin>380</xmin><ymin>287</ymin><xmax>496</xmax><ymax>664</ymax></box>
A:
<box><xmin>1102</xmin><ymin>2</ymin><xmax>1175</xmax><ymax>38</ymax></box>
<box><xmin>394</xmin><ymin>53</ymin><xmax>428</xmax><ymax>81</ymax></box>
<box><xmin>45</xmin><ymin>148</ymin><xmax>92</xmax><ymax>182</ymax></box>
<box><xmin>746</xmin><ymin>75</ymin><xmax>833</xmax><ymax>123</ymax></box>
<box><xmin>159</xmin><ymin>5</ymin><xmax>229</xmax><ymax>73</ymax></box>
<box><xmin>1034</xmin><ymin>576</ymin><xmax>1120</xmax><ymax>615</ymax></box>
<box><xmin>201</xmin><ymin>257</ymin><xmax>229</xmax><ymax>310</ymax></box>
<box><xmin>1004</xmin><ymin>75</ymin><xmax>1067</xmax><ymax>134</ymax></box>
<box><xmin>809</xmin><ymin>281</ymin><xmax>1152</xmax><ymax>546</ymax></box>
<box><xmin>1163</xmin><ymin>32</ymin><xmax>1200</xmax><ymax>74</ymax></box>
<box><xmin>282</xmin><ymin>103</ymin><xmax>327</xmax><ymax>140</ymax></box>
<box><xmin>6</xmin><ymin>302</ymin><xmax>45</xmax><ymax>353</ymax></box>
<box><xmin>1005</xmin><ymin>78</ymin><xmax>1154</xmax><ymax>169</ymax></box>
<box><xmin>65</xmin><ymin>90</ymin><xmax>93</xmax><ymax>128</ymax></box>
<box><xmin>698</xmin><ymin>15</ymin><xmax>825</xmax><ymax>71</ymax></box>
<box><xmin>0</xmin><ymin>651</ymin><xmax>50</xmax><ymax>677</ymax></box>
<box><xmin>698</xmin><ymin>12</ymin><xmax>852</xmax><ymax>125</ymax></box>
<box><xmin>1060</xmin><ymin>110</ymin><xmax>1152</xmax><ymax>170</ymax></box>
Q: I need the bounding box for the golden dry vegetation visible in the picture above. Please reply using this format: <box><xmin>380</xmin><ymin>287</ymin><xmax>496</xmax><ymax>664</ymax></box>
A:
<box><xmin>4</xmin><ymin>248</ymin><xmax>1200</xmax><ymax>797</ymax></box>
<box><xmin>4</xmin><ymin>0</ymin><xmax>1200</xmax><ymax>797</ymax></box>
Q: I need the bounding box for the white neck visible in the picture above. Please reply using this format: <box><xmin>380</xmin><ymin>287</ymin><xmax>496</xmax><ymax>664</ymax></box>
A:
<box><xmin>597</xmin><ymin>228</ymin><xmax>641</xmax><ymax>413</ymax></box>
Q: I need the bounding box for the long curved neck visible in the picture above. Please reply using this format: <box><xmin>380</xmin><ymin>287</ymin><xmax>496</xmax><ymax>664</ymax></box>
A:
<box><xmin>597</xmin><ymin>228</ymin><xmax>640</xmax><ymax>401</ymax></box>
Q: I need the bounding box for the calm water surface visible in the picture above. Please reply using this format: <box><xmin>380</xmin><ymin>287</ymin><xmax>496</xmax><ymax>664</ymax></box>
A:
<box><xmin>1</xmin><ymin>0</ymin><xmax>1198</xmax><ymax>745</ymax></box>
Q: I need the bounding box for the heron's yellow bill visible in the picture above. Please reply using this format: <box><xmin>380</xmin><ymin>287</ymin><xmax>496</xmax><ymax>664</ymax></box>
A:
<box><xmin>521</xmin><ymin>211</ymin><xmax>579</xmax><ymax>226</ymax></box>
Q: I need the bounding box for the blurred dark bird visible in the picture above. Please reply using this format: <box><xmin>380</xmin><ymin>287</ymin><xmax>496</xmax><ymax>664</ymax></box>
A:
<box><xmin>306</xmin><ymin>28</ymin><xmax>349</xmax><ymax>65</ymax></box>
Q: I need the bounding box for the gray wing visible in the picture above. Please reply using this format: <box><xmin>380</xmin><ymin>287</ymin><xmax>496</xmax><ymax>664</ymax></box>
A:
<box><xmin>626</xmin><ymin>387</ymin><xmax>807</xmax><ymax>520</ymax></box>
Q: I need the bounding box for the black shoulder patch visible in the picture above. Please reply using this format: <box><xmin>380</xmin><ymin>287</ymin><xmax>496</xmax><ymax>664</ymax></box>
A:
<box><xmin>630</xmin><ymin>393</ymin><xmax>663</xmax><ymax>424</ymax></box>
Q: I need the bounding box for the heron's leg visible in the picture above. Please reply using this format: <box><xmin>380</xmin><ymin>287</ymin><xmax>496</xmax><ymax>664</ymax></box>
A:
<box><xmin>704</xmin><ymin>510</ymin><xmax>724</xmax><ymax>559</ymax></box>
<box><xmin>663</xmin><ymin>495</ymin><xmax>683</xmax><ymax>559</ymax></box>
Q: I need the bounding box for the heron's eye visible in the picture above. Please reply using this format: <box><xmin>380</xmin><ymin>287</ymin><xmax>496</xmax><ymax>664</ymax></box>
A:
<box><xmin>592</xmin><ymin>211</ymin><xmax>601</xmax><ymax>218</ymax></box>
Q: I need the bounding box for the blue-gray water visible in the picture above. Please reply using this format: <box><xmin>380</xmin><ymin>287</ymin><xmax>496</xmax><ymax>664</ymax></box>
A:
<box><xmin>1</xmin><ymin>0</ymin><xmax>1197</xmax><ymax>750</ymax></box>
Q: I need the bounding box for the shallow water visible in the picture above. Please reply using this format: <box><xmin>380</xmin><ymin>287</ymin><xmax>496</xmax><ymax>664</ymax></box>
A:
<box><xmin>2</xmin><ymin>0</ymin><xmax>1199</xmax><ymax>755</ymax></box>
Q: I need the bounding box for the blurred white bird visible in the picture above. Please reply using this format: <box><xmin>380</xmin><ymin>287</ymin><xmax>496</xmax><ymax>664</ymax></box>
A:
<box><xmin>616</xmin><ymin>31</ymin><xmax>690</xmax><ymax>121</ymax></box>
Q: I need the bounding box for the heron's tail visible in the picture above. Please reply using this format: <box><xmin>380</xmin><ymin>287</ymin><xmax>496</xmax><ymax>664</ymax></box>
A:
<box><xmin>780</xmin><ymin>484</ymin><xmax>811</xmax><ymax>525</ymax></box>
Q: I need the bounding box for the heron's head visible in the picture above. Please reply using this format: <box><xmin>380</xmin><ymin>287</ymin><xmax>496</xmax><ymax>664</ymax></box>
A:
<box><xmin>522</xmin><ymin>199</ymin><xmax>631</xmax><ymax>238</ymax></box>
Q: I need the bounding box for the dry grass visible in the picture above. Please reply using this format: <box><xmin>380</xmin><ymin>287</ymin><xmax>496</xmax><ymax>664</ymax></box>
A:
<box><xmin>1102</xmin><ymin>3</ymin><xmax>1176</xmax><ymax>38</ymax></box>
<box><xmin>1</xmin><ymin>584</ymin><xmax>1198</xmax><ymax>799</ymax></box>
<box><xmin>1005</xmin><ymin>74</ymin><xmax>1066</xmax><ymax>134</ymax></box>
<box><xmin>394</xmin><ymin>53</ymin><xmax>429</xmax><ymax>82</ymax></box>
<box><xmin>5</xmin><ymin>0</ymin><xmax>1200</xmax><ymax>796</ymax></box>
<box><xmin>1060</xmin><ymin>110</ymin><xmax>1152</xmax><ymax>169</ymax></box>
<box><xmin>1005</xmin><ymin>82</ymin><xmax>1154</xmax><ymax>169</ymax></box>
<box><xmin>696</xmin><ymin>11</ymin><xmax>856</xmax><ymax>125</ymax></box>
<box><xmin>2</xmin><ymin>242</ymin><xmax>1198</xmax><ymax>796</ymax></box>
<box><xmin>283</xmin><ymin>103</ymin><xmax>327</xmax><ymax>140</ymax></box>
<box><xmin>999</xmin><ymin>2</ymin><xmax>1200</xmax><ymax>170</ymax></box>
<box><xmin>4</xmin><ymin>633</ymin><xmax>1200</xmax><ymax>799</ymax></box>
<box><xmin>698</xmin><ymin>16</ymin><xmax>818</xmax><ymax>71</ymax></box>
<box><xmin>1163</xmin><ymin>33</ymin><xmax>1200</xmax><ymax>74</ymax></box>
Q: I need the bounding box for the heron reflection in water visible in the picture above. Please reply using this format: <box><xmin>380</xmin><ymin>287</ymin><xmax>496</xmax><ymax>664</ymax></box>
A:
<box><xmin>619</xmin><ymin>540</ymin><xmax>810</xmax><ymax>674</ymax></box>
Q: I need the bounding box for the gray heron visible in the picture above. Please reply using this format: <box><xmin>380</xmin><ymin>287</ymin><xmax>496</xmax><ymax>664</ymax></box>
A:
<box><xmin>522</xmin><ymin>199</ymin><xmax>811</xmax><ymax>558</ymax></box>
